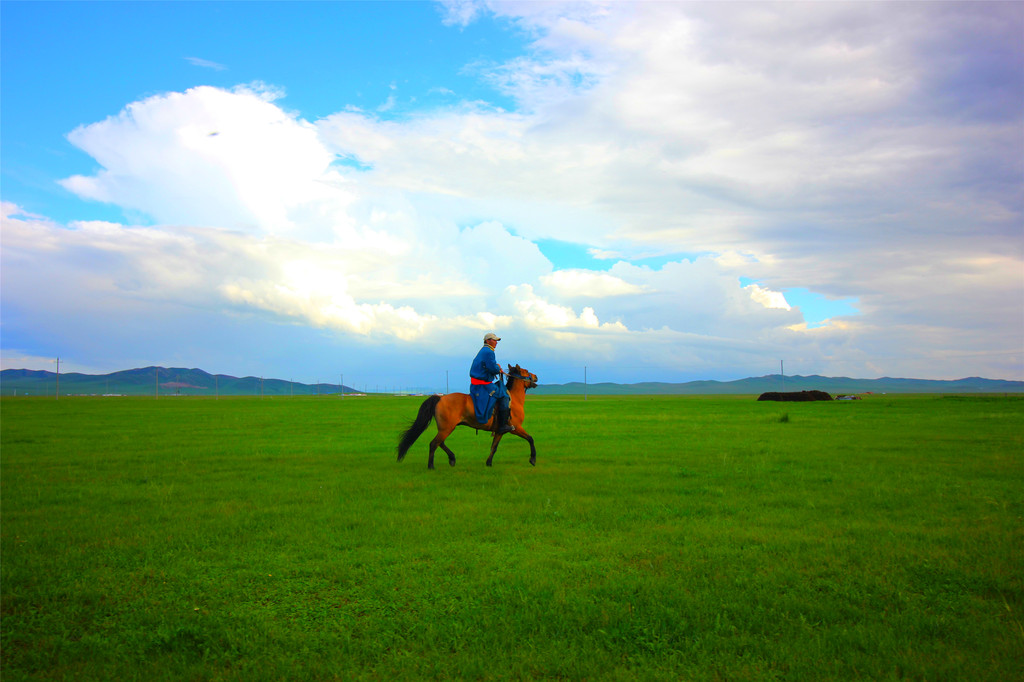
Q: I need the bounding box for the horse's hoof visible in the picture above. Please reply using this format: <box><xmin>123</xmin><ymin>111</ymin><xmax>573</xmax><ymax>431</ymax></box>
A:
<box><xmin>530</xmin><ymin>457</ymin><xmax>536</xmax><ymax>466</ymax></box>
<box><xmin>449</xmin><ymin>460</ymin><xmax>456</xmax><ymax>467</ymax></box>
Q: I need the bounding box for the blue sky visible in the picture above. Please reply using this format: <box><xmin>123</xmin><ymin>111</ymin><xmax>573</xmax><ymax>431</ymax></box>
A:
<box><xmin>2</xmin><ymin>1</ymin><xmax>1022</xmax><ymax>388</ymax></box>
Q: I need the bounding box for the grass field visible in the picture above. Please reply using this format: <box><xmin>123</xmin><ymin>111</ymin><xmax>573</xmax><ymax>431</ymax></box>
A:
<box><xmin>1</xmin><ymin>394</ymin><xmax>1022</xmax><ymax>680</ymax></box>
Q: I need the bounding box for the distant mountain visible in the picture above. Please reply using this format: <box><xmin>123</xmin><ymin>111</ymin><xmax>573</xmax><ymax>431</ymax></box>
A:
<box><xmin>2</xmin><ymin>368</ymin><xmax>1021</xmax><ymax>397</ymax></box>
<box><xmin>0</xmin><ymin>367</ymin><xmax>358</xmax><ymax>397</ymax></box>
<box><xmin>531</xmin><ymin>374</ymin><xmax>1024</xmax><ymax>395</ymax></box>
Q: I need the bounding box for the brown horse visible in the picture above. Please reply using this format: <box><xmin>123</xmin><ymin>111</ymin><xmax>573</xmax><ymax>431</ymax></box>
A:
<box><xmin>397</xmin><ymin>364</ymin><xmax>538</xmax><ymax>469</ymax></box>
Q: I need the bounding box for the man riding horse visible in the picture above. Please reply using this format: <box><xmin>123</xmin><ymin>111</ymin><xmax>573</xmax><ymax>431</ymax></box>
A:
<box><xmin>470</xmin><ymin>332</ymin><xmax>514</xmax><ymax>434</ymax></box>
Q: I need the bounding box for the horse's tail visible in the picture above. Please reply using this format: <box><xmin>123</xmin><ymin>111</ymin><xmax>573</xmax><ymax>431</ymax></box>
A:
<box><xmin>397</xmin><ymin>394</ymin><xmax>441</xmax><ymax>462</ymax></box>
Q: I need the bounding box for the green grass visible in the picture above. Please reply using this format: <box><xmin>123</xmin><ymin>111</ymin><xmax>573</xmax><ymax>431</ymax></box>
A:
<box><xmin>2</xmin><ymin>394</ymin><xmax>1022</xmax><ymax>680</ymax></box>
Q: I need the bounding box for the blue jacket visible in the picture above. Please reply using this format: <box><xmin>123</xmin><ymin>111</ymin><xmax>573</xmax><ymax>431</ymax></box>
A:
<box><xmin>469</xmin><ymin>344</ymin><xmax>508</xmax><ymax>423</ymax></box>
<box><xmin>470</xmin><ymin>345</ymin><xmax>502</xmax><ymax>383</ymax></box>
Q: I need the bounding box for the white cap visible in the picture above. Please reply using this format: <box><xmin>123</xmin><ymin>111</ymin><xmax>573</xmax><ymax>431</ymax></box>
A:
<box><xmin>483</xmin><ymin>332</ymin><xmax>501</xmax><ymax>342</ymax></box>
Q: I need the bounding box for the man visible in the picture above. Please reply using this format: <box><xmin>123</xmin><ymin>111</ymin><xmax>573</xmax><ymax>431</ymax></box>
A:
<box><xmin>470</xmin><ymin>332</ymin><xmax>514</xmax><ymax>434</ymax></box>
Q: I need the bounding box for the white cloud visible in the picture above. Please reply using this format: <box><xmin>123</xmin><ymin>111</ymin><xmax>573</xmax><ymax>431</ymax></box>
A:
<box><xmin>221</xmin><ymin>280</ymin><xmax>439</xmax><ymax>341</ymax></box>
<box><xmin>185</xmin><ymin>56</ymin><xmax>227</xmax><ymax>71</ymax></box>
<box><xmin>588</xmin><ymin>248</ymin><xmax>622</xmax><ymax>261</ymax></box>
<box><xmin>507</xmin><ymin>284</ymin><xmax>624</xmax><ymax>332</ymax></box>
<box><xmin>438</xmin><ymin>0</ymin><xmax>485</xmax><ymax>27</ymax></box>
<box><xmin>746</xmin><ymin>284</ymin><xmax>791</xmax><ymax>311</ymax></box>
<box><xmin>60</xmin><ymin>85</ymin><xmax>338</xmax><ymax>236</ymax></box>
<box><xmin>540</xmin><ymin>269</ymin><xmax>645</xmax><ymax>298</ymax></box>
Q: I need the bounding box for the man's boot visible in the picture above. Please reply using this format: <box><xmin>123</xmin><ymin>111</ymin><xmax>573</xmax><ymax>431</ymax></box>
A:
<box><xmin>495</xmin><ymin>404</ymin><xmax>515</xmax><ymax>434</ymax></box>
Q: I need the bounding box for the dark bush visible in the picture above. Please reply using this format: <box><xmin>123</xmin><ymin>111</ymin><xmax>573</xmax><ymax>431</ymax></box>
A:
<box><xmin>757</xmin><ymin>390</ymin><xmax>833</xmax><ymax>402</ymax></box>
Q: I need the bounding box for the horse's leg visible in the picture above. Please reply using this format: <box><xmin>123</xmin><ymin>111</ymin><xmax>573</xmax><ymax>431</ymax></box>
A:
<box><xmin>429</xmin><ymin>425</ymin><xmax>458</xmax><ymax>469</ymax></box>
<box><xmin>518</xmin><ymin>428</ymin><xmax>537</xmax><ymax>466</ymax></box>
<box><xmin>439</xmin><ymin>441</ymin><xmax>457</xmax><ymax>467</ymax></box>
<box><xmin>509</xmin><ymin>428</ymin><xmax>536</xmax><ymax>466</ymax></box>
<box><xmin>485</xmin><ymin>429</ymin><xmax>536</xmax><ymax>466</ymax></box>
<box><xmin>486</xmin><ymin>432</ymin><xmax>504</xmax><ymax>467</ymax></box>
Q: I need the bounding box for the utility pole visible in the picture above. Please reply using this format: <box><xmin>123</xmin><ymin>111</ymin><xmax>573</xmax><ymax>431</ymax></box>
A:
<box><xmin>55</xmin><ymin>357</ymin><xmax>60</xmax><ymax>400</ymax></box>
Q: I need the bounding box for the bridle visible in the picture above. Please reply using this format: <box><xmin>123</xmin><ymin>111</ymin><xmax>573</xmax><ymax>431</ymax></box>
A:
<box><xmin>506</xmin><ymin>369</ymin><xmax>538</xmax><ymax>387</ymax></box>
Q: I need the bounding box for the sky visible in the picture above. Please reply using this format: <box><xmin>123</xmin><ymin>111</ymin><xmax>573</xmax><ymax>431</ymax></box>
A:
<box><xmin>2</xmin><ymin>0</ymin><xmax>1022</xmax><ymax>391</ymax></box>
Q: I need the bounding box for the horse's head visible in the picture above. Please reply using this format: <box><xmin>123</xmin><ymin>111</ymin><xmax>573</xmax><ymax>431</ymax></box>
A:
<box><xmin>506</xmin><ymin>364</ymin><xmax>538</xmax><ymax>390</ymax></box>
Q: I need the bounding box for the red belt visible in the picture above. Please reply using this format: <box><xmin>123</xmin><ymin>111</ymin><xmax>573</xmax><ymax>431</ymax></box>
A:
<box><xmin>470</xmin><ymin>377</ymin><xmax>492</xmax><ymax>385</ymax></box>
